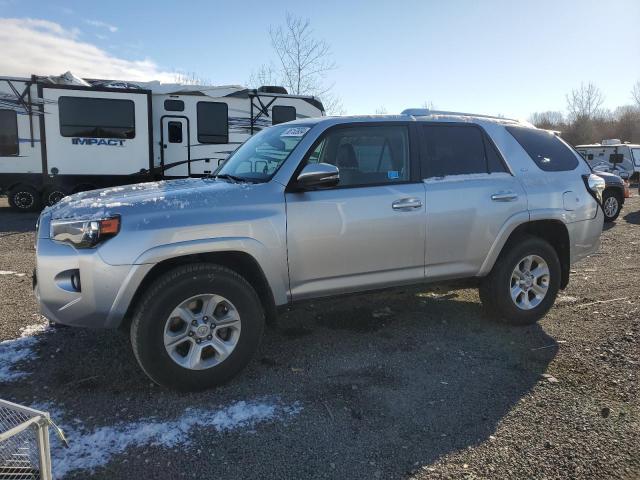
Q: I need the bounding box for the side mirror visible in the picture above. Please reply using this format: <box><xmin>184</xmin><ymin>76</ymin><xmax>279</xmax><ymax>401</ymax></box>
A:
<box><xmin>296</xmin><ymin>163</ymin><xmax>339</xmax><ymax>189</ymax></box>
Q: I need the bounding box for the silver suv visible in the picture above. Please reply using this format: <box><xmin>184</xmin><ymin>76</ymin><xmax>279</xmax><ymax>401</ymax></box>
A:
<box><xmin>34</xmin><ymin>111</ymin><xmax>605</xmax><ymax>391</ymax></box>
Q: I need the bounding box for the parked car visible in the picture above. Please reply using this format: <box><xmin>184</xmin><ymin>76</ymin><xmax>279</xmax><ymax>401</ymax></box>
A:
<box><xmin>591</xmin><ymin>171</ymin><xmax>626</xmax><ymax>222</ymax></box>
<box><xmin>34</xmin><ymin>110</ymin><xmax>605</xmax><ymax>391</ymax></box>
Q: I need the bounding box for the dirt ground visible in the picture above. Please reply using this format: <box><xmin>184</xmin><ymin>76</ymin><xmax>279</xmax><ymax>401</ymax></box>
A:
<box><xmin>0</xmin><ymin>195</ymin><xmax>638</xmax><ymax>479</ymax></box>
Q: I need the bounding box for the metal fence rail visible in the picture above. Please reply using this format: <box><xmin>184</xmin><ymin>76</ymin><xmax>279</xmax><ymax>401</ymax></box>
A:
<box><xmin>0</xmin><ymin>400</ymin><xmax>52</xmax><ymax>480</ymax></box>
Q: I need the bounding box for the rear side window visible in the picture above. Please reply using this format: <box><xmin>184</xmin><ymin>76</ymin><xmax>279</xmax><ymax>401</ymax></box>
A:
<box><xmin>272</xmin><ymin>105</ymin><xmax>296</xmax><ymax>125</ymax></box>
<box><xmin>197</xmin><ymin>102</ymin><xmax>228</xmax><ymax>144</ymax></box>
<box><xmin>0</xmin><ymin>109</ymin><xmax>18</xmax><ymax>156</ymax></box>
<box><xmin>420</xmin><ymin>125</ymin><xmax>507</xmax><ymax>177</ymax></box>
<box><xmin>506</xmin><ymin>126</ymin><xmax>578</xmax><ymax>172</ymax></box>
<box><xmin>59</xmin><ymin>97</ymin><xmax>135</xmax><ymax>139</ymax></box>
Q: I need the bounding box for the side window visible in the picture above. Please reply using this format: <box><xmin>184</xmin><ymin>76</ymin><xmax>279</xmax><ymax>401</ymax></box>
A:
<box><xmin>197</xmin><ymin>102</ymin><xmax>228</xmax><ymax>144</ymax></box>
<box><xmin>506</xmin><ymin>126</ymin><xmax>578</xmax><ymax>172</ymax></box>
<box><xmin>167</xmin><ymin>121</ymin><xmax>183</xmax><ymax>143</ymax></box>
<box><xmin>486</xmin><ymin>139</ymin><xmax>508</xmax><ymax>173</ymax></box>
<box><xmin>420</xmin><ymin>125</ymin><xmax>488</xmax><ymax>177</ymax></box>
<box><xmin>164</xmin><ymin>99</ymin><xmax>184</xmax><ymax>112</ymax></box>
<box><xmin>272</xmin><ymin>105</ymin><xmax>296</xmax><ymax>125</ymax></box>
<box><xmin>306</xmin><ymin>125</ymin><xmax>410</xmax><ymax>187</ymax></box>
<box><xmin>0</xmin><ymin>109</ymin><xmax>18</xmax><ymax>156</ymax></box>
<box><xmin>58</xmin><ymin>97</ymin><xmax>135</xmax><ymax>139</ymax></box>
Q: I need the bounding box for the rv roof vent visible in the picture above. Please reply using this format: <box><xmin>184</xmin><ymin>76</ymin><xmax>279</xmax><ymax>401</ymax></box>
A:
<box><xmin>257</xmin><ymin>86</ymin><xmax>288</xmax><ymax>94</ymax></box>
<box><xmin>601</xmin><ymin>139</ymin><xmax>622</xmax><ymax>146</ymax></box>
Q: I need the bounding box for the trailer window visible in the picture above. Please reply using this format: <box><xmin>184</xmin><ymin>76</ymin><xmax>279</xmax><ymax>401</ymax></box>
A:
<box><xmin>164</xmin><ymin>99</ymin><xmax>184</xmax><ymax>112</ymax></box>
<box><xmin>59</xmin><ymin>97</ymin><xmax>135</xmax><ymax>139</ymax></box>
<box><xmin>0</xmin><ymin>109</ymin><xmax>18</xmax><ymax>156</ymax></box>
<box><xmin>168</xmin><ymin>121</ymin><xmax>183</xmax><ymax>143</ymax></box>
<box><xmin>197</xmin><ymin>102</ymin><xmax>228</xmax><ymax>144</ymax></box>
<box><xmin>272</xmin><ymin>105</ymin><xmax>296</xmax><ymax>125</ymax></box>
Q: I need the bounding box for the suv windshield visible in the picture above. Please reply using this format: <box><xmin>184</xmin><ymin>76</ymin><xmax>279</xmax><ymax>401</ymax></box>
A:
<box><xmin>215</xmin><ymin>125</ymin><xmax>311</xmax><ymax>182</ymax></box>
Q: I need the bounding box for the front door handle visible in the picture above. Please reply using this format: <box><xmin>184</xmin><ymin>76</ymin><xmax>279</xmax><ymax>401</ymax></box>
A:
<box><xmin>392</xmin><ymin>197</ymin><xmax>423</xmax><ymax>211</ymax></box>
<box><xmin>491</xmin><ymin>191</ymin><xmax>518</xmax><ymax>202</ymax></box>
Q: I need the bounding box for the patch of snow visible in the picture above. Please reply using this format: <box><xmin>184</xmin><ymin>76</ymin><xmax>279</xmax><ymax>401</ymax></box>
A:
<box><xmin>0</xmin><ymin>270</ymin><xmax>26</xmax><ymax>276</ymax></box>
<box><xmin>0</xmin><ymin>317</ymin><xmax>49</xmax><ymax>381</ymax></box>
<box><xmin>43</xmin><ymin>398</ymin><xmax>302</xmax><ymax>478</ymax></box>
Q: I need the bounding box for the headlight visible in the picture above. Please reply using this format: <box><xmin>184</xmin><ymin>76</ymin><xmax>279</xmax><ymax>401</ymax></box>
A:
<box><xmin>50</xmin><ymin>216</ymin><xmax>120</xmax><ymax>248</ymax></box>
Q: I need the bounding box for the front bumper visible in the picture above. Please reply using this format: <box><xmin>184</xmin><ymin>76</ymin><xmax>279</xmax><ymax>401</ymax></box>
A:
<box><xmin>35</xmin><ymin>237</ymin><xmax>152</xmax><ymax>329</ymax></box>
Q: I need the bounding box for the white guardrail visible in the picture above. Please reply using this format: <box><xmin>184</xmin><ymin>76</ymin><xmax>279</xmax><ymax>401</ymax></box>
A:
<box><xmin>0</xmin><ymin>399</ymin><xmax>66</xmax><ymax>480</ymax></box>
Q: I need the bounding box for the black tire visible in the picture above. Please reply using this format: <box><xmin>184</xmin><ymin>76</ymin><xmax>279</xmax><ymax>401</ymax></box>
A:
<box><xmin>130</xmin><ymin>263</ymin><xmax>264</xmax><ymax>391</ymax></box>
<box><xmin>8</xmin><ymin>185</ymin><xmax>41</xmax><ymax>212</ymax></box>
<box><xmin>479</xmin><ymin>235</ymin><xmax>560</xmax><ymax>325</ymax></box>
<box><xmin>602</xmin><ymin>189</ymin><xmax>622</xmax><ymax>223</ymax></box>
<box><xmin>42</xmin><ymin>186</ymin><xmax>69</xmax><ymax>207</ymax></box>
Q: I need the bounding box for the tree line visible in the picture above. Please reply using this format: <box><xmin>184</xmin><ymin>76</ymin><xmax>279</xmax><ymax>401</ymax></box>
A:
<box><xmin>530</xmin><ymin>81</ymin><xmax>640</xmax><ymax>146</ymax></box>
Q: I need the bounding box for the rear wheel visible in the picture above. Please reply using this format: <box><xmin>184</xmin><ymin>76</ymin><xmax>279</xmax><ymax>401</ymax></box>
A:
<box><xmin>43</xmin><ymin>186</ymin><xmax>69</xmax><ymax>207</ymax></box>
<box><xmin>479</xmin><ymin>236</ymin><xmax>560</xmax><ymax>325</ymax></box>
<box><xmin>130</xmin><ymin>263</ymin><xmax>265</xmax><ymax>391</ymax></box>
<box><xmin>602</xmin><ymin>189</ymin><xmax>622</xmax><ymax>222</ymax></box>
<box><xmin>8</xmin><ymin>185</ymin><xmax>41</xmax><ymax>212</ymax></box>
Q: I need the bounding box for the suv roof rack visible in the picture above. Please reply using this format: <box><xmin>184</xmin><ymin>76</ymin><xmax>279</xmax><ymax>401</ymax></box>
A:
<box><xmin>401</xmin><ymin>108</ymin><xmax>522</xmax><ymax>124</ymax></box>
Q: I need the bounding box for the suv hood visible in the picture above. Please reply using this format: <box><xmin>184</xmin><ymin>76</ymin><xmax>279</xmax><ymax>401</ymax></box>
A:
<box><xmin>45</xmin><ymin>178</ymin><xmax>256</xmax><ymax>221</ymax></box>
<box><xmin>592</xmin><ymin>171</ymin><xmax>624</xmax><ymax>186</ymax></box>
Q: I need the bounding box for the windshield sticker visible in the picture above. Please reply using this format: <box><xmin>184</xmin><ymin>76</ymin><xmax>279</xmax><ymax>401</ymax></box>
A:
<box><xmin>280</xmin><ymin>127</ymin><xmax>310</xmax><ymax>137</ymax></box>
<box><xmin>387</xmin><ymin>170</ymin><xmax>399</xmax><ymax>180</ymax></box>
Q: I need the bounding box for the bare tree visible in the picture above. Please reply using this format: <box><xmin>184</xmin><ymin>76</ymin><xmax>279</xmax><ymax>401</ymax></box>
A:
<box><xmin>566</xmin><ymin>82</ymin><xmax>604</xmax><ymax>120</ymax></box>
<box><xmin>269</xmin><ymin>14</ymin><xmax>336</xmax><ymax>95</ymax></box>
<box><xmin>250</xmin><ymin>14</ymin><xmax>344</xmax><ymax>115</ymax></box>
<box><xmin>375</xmin><ymin>106</ymin><xmax>388</xmax><ymax>115</ymax></box>
<box><xmin>632</xmin><ymin>80</ymin><xmax>640</xmax><ymax>107</ymax></box>
<box><xmin>173</xmin><ymin>71</ymin><xmax>210</xmax><ymax>86</ymax></box>
<box><xmin>530</xmin><ymin>111</ymin><xmax>565</xmax><ymax>130</ymax></box>
<box><xmin>248</xmin><ymin>64</ymin><xmax>278</xmax><ymax>89</ymax></box>
<box><xmin>422</xmin><ymin>100</ymin><xmax>436</xmax><ymax>110</ymax></box>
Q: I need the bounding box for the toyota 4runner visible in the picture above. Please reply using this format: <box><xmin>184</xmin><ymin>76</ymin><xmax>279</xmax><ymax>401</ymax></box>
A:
<box><xmin>34</xmin><ymin>110</ymin><xmax>605</xmax><ymax>390</ymax></box>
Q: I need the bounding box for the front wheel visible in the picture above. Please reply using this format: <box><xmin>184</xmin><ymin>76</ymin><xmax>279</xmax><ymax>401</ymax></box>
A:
<box><xmin>130</xmin><ymin>263</ymin><xmax>265</xmax><ymax>391</ymax></box>
<box><xmin>602</xmin><ymin>189</ymin><xmax>622</xmax><ymax>222</ymax></box>
<box><xmin>479</xmin><ymin>236</ymin><xmax>560</xmax><ymax>325</ymax></box>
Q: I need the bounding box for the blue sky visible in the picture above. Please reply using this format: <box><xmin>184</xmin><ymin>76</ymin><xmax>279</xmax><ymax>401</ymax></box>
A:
<box><xmin>2</xmin><ymin>0</ymin><xmax>639</xmax><ymax>118</ymax></box>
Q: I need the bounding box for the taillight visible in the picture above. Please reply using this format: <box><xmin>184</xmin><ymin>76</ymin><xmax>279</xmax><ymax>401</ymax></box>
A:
<box><xmin>582</xmin><ymin>174</ymin><xmax>606</xmax><ymax>204</ymax></box>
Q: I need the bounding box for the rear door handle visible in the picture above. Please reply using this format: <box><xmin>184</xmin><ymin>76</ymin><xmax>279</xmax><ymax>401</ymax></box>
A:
<box><xmin>491</xmin><ymin>191</ymin><xmax>518</xmax><ymax>202</ymax></box>
<box><xmin>392</xmin><ymin>197</ymin><xmax>423</xmax><ymax>211</ymax></box>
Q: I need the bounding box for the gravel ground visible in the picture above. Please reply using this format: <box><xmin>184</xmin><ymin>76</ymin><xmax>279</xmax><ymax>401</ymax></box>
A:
<box><xmin>0</xmin><ymin>196</ymin><xmax>638</xmax><ymax>479</ymax></box>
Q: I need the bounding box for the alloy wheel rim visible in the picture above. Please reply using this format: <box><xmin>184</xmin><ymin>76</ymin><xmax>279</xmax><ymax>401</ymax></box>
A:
<box><xmin>509</xmin><ymin>255</ymin><xmax>550</xmax><ymax>310</ymax></box>
<box><xmin>163</xmin><ymin>293</ymin><xmax>241</xmax><ymax>370</ymax></box>
<box><xmin>48</xmin><ymin>191</ymin><xmax>65</xmax><ymax>205</ymax></box>
<box><xmin>603</xmin><ymin>196</ymin><xmax>618</xmax><ymax>218</ymax></box>
<box><xmin>14</xmin><ymin>192</ymin><xmax>34</xmax><ymax>209</ymax></box>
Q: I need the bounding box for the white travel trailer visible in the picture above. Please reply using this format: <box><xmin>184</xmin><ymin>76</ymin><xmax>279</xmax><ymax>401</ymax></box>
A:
<box><xmin>0</xmin><ymin>72</ymin><xmax>324</xmax><ymax>211</ymax></box>
<box><xmin>575</xmin><ymin>139</ymin><xmax>640</xmax><ymax>179</ymax></box>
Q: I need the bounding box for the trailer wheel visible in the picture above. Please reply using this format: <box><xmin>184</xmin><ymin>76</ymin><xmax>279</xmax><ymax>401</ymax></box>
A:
<box><xmin>8</xmin><ymin>185</ymin><xmax>41</xmax><ymax>212</ymax></box>
<box><xmin>43</xmin><ymin>187</ymin><xmax>68</xmax><ymax>207</ymax></box>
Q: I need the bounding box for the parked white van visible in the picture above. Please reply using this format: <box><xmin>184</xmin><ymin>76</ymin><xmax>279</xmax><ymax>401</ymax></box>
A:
<box><xmin>0</xmin><ymin>72</ymin><xmax>324</xmax><ymax>211</ymax></box>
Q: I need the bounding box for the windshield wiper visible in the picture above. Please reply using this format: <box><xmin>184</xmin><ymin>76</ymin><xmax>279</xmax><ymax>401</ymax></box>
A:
<box><xmin>212</xmin><ymin>173</ymin><xmax>250</xmax><ymax>183</ymax></box>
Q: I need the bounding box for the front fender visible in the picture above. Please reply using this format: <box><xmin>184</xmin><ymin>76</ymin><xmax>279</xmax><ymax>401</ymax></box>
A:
<box><xmin>132</xmin><ymin>236</ymin><xmax>289</xmax><ymax>306</ymax></box>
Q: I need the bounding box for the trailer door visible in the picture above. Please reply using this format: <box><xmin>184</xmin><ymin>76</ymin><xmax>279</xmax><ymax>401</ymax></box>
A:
<box><xmin>161</xmin><ymin>117</ymin><xmax>190</xmax><ymax>177</ymax></box>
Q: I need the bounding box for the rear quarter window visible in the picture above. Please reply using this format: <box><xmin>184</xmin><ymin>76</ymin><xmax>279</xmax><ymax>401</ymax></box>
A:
<box><xmin>506</xmin><ymin>126</ymin><xmax>578</xmax><ymax>172</ymax></box>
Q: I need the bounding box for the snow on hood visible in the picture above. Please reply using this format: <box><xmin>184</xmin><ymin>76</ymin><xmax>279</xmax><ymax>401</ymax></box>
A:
<box><xmin>45</xmin><ymin>178</ymin><xmax>254</xmax><ymax>221</ymax></box>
